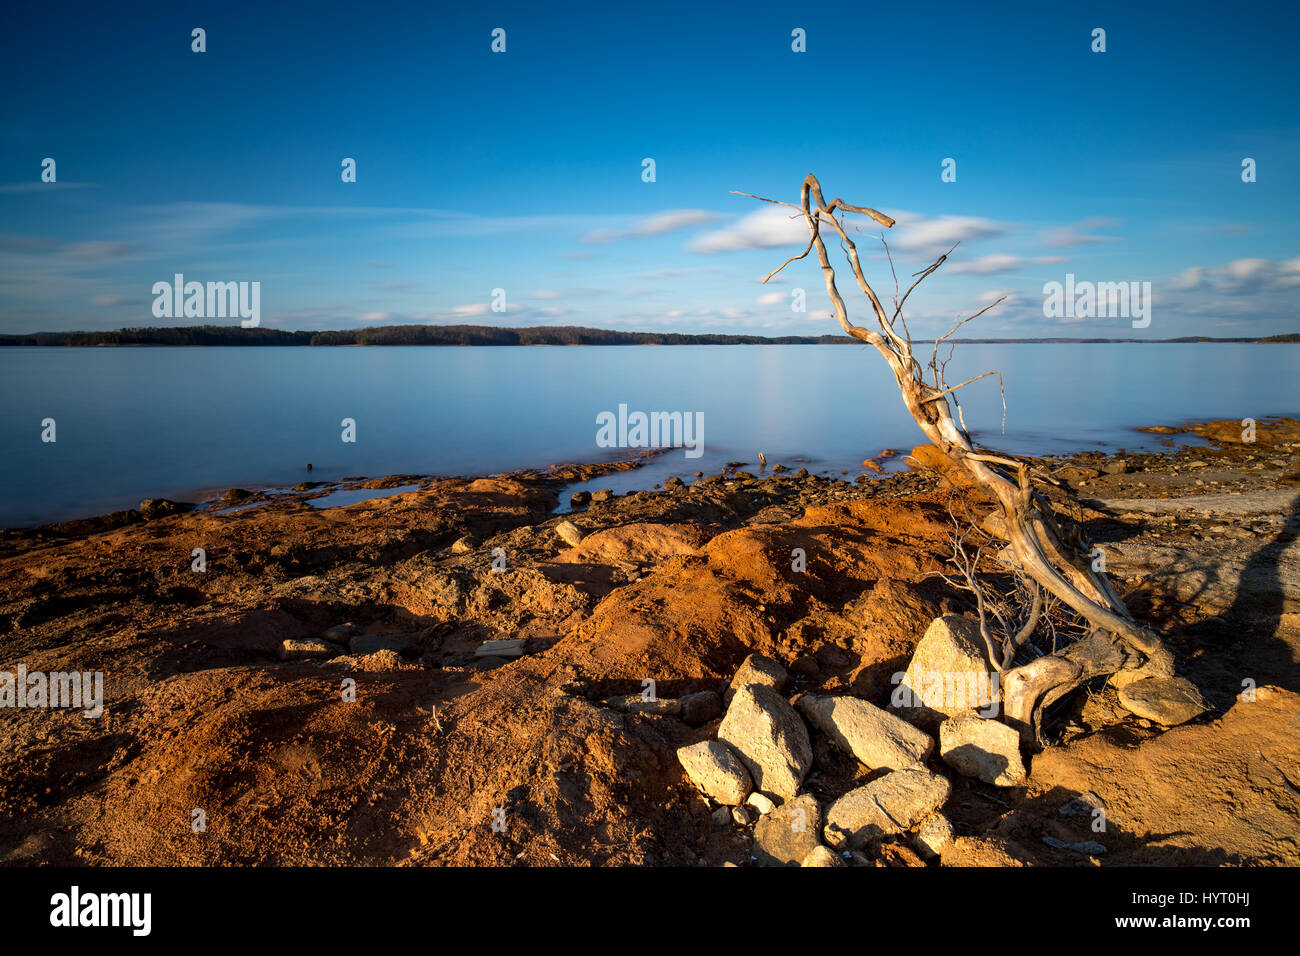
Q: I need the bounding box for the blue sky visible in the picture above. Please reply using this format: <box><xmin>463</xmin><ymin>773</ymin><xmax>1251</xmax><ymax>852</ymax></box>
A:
<box><xmin>1</xmin><ymin>0</ymin><xmax>1297</xmax><ymax>337</ymax></box>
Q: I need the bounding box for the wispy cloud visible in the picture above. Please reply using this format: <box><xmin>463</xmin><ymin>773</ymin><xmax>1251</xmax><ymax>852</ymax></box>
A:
<box><xmin>947</xmin><ymin>253</ymin><xmax>1065</xmax><ymax>275</ymax></box>
<box><xmin>1041</xmin><ymin>217</ymin><xmax>1122</xmax><ymax>248</ymax></box>
<box><xmin>584</xmin><ymin>209</ymin><xmax>720</xmax><ymax>244</ymax></box>
<box><xmin>1167</xmin><ymin>256</ymin><xmax>1300</xmax><ymax>295</ymax></box>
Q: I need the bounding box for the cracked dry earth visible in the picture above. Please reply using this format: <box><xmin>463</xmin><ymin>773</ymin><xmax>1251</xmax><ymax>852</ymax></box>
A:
<box><xmin>0</xmin><ymin>419</ymin><xmax>1297</xmax><ymax>866</ymax></box>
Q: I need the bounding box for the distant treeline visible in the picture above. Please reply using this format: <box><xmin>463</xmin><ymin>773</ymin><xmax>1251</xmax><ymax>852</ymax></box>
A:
<box><xmin>0</xmin><ymin>325</ymin><xmax>853</xmax><ymax>347</ymax></box>
<box><xmin>0</xmin><ymin>324</ymin><xmax>1295</xmax><ymax>347</ymax></box>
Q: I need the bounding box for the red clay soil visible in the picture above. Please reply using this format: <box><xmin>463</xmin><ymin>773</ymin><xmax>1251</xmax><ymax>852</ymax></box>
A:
<box><xmin>1</xmin><ymin>421</ymin><xmax>1297</xmax><ymax>866</ymax></box>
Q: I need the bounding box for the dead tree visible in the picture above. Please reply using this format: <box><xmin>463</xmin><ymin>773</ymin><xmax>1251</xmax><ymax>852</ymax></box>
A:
<box><xmin>742</xmin><ymin>174</ymin><xmax>1174</xmax><ymax>743</ymax></box>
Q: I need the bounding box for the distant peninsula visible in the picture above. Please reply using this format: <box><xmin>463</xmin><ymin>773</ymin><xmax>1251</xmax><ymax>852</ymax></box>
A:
<box><xmin>1</xmin><ymin>325</ymin><xmax>1296</xmax><ymax>347</ymax></box>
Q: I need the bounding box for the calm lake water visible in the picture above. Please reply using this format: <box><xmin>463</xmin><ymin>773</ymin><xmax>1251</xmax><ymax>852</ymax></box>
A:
<box><xmin>1</xmin><ymin>344</ymin><xmax>1295</xmax><ymax>527</ymax></box>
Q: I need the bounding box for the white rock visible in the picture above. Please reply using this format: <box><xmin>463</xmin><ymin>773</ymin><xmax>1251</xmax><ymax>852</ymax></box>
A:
<box><xmin>725</xmin><ymin>653</ymin><xmax>787</xmax><ymax>704</ymax></box>
<box><xmin>797</xmin><ymin>693</ymin><xmax>934</xmax><ymax>771</ymax></box>
<box><xmin>939</xmin><ymin>711</ymin><xmax>1026</xmax><ymax>786</ymax></box>
<box><xmin>898</xmin><ymin>616</ymin><xmax>998</xmax><ymax>721</ymax></box>
<box><xmin>717</xmin><ymin>683</ymin><xmax>812</xmax><ymax>801</ymax></box>
<box><xmin>554</xmin><ymin>519</ymin><xmax>585</xmax><ymax>547</ymax></box>
<box><xmin>746</xmin><ymin>792</ymin><xmax>776</xmax><ymax>815</ymax></box>
<box><xmin>824</xmin><ymin>766</ymin><xmax>952</xmax><ymax>850</ymax></box>
<box><xmin>913</xmin><ymin>813</ymin><xmax>954</xmax><ymax>859</ymax></box>
<box><xmin>676</xmin><ymin>740</ymin><xmax>753</xmax><ymax>806</ymax></box>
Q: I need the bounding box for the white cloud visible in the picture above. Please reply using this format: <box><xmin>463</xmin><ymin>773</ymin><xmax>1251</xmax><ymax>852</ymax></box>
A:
<box><xmin>688</xmin><ymin>206</ymin><xmax>807</xmax><ymax>253</ymax></box>
<box><xmin>584</xmin><ymin>209</ymin><xmax>720</xmax><ymax>244</ymax></box>
<box><xmin>890</xmin><ymin>212</ymin><xmax>1008</xmax><ymax>257</ymax></box>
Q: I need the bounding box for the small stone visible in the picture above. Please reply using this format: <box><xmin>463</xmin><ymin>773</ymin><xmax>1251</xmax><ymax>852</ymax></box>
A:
<box><xmin>913</xmin><ymin>813</ymin><xmax>954</xmax><ymax>859</ymax></box>
<box><xmin>801</xmin><ymin>846</ymin><xmax>842</xmax><ymax>867</ymax></box>
<box><xmin>725</xmin><ymin>653</ymin><xmax>788</xmax><ymax>704</ymax></box>
<box><xmin>752</xmin><ymin>793</ymin><xmax>823</xmax><ymax>866</ymax></box>
<box><xmin>554</xmin><ymin>519</ymin><xmax>585</xmax><ymax>547</ymax></box>
<box><xmin>939</xmin><ymin>712</ymin><xmax>1026</xmax><ymax>786</ymax></box>
<box><xmin>1118</xmin><ymin>676</ymin><xmax>1208</xmax><ymax>725</ymax></box>
<box><xmin>1099</xmin><ymin>459</ymin><xmax>1129</xmax><ymax>475</ymax></box>
<box><xmin>591</xmin><ymin>489</ymin><xmax>614</xmax><ymax>503</ymax></box>
<box><xmin>796</xmin><ymin>693</ymin><xmax>935</xmax><ymax>771</ymax></box>
<box><xmin>279</xmin><ymin>638</ymin><xmax>345</xmax><ymax>661</ymax></box>
<box><xmin>732</xmin><ymin>806</ymin><xmax>753</xmax><ymax>826</ymax></box>
<box><xmin>679</xmin><ymin>690</ymin><xmax>723</xmax><ymax>726</ymax></box>
<box><xmin>569</xmin><ymin>490</ymin><xmax>592</xmax><ymax>507</ymax></box>
<box><xmin>746</xmin><ymin>792</ymin><xmax>776</xmax><ymax>815</ymax></box>
<box><xmin>676</xmin><ymin>740</ymin><xmax>753</xmax><ymax>806</ymax></box>
<box><xmin>717</xmin><ymin>683</ymin><xmax>812</xmax><ymax>801</ymax></box>
<box><xmin>711</xmin><ymin>806</ymin><xmax>732</xmax><ymax>827</ymax></box>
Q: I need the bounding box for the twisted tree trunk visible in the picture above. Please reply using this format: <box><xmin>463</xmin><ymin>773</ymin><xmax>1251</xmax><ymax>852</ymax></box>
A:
<box><xmin>743</xmin><ymin>174</ymin><xmax>1173</xmax><ymax>743</ymax></box>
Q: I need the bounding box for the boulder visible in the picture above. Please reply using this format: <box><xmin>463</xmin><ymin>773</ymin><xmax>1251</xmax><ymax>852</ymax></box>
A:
<box><xmin>717</xmin><ymin>684</ymin><xmax>812</xmax><ymax>801</ymax></box>
<box><xmin>676</xmin><ymin>740</ymin><xmax>752</xmax><ymax>806</ymax></box>
<box><xmin>939</xmin><ymin>712</ymin><xmax>1026</xmax><ymax>786</ymax></box>
<box><xmin>898</xmin><ymin>616</ymin><xmax>997</xmax><ymax>726</ymax></box>
<box><xmin>1117</xmin><ymin>676</ymin><xmax>1208</xmax><ymax>725</ymax></box>
<box><xmin>796</xmin><ymin>693</ymin><xmax>934</xmax><ymax>771</ymax></box>
<box><xmin>824</xmin><ymin>766</ymin><xmax>952</xmax><ymax>850</ymax></box>
<box><xmin>752</xmin><ymin>793</ymin><xmax>823</xmax><ymax>866</ymax></box>
<box><xmin>569</xmin><ymin>490</ymin><xmax>592</xmax><ymax>508</ymax></box>
<box><xmin>724</xmin><ymin>653</ymin><xmax>787</xmax><ymax>704</ymax></box>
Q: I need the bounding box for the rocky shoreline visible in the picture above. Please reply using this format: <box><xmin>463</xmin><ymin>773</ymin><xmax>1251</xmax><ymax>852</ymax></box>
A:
<box><xmin>0</xmin><ymin>418</ymin><xmax>1297</xmax><ymax>866</ymax></box>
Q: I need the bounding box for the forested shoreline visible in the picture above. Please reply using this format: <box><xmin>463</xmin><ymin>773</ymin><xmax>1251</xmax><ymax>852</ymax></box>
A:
<box><xmin>1</xmin><ymin>324</ymin><xmax>1296</xmax><ymax>347</ymax></box>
